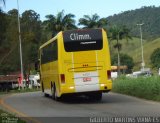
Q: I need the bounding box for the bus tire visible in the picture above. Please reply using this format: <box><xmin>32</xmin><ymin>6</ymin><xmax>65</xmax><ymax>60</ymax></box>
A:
<box><xmin>41</xmin><ymin>82</ymin><xmax>44</xmax><ymax>92</ymax></box>
<box><xmin>52</xmin><ymin>84</ymin><xmax>60</xmax><ymax>101</ymax></box>
<box><xmin>42</xmin><ymin>82</ymin><xmax>49</xmax><ymax>97</ymax></box>
<box><xmin>89</xmin><ymin>92</ymin><xmax>102</xmax><ymax>101</ymax></box>
<box><xmin>95</xmin><ymin>92</ymin><xmax>102</xmax><ymax>101</ymax></box>
<box><xmin>44</xmin><ymin>93</ymin><xmax>49</xmax><ymax>97</ymax></box>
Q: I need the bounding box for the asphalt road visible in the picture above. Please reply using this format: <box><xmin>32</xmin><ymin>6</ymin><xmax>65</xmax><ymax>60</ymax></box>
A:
<box><xmin>1</xmin><ymin>92</ymin><xmax>160</xmax><ymax>123</ymax></box>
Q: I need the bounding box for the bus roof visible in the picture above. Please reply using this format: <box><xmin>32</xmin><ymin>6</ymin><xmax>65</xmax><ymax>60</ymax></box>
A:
<box><xmin>39</xmin><ymin>33</ymin><xmax>60</xmax><ymax>50</ymax></box>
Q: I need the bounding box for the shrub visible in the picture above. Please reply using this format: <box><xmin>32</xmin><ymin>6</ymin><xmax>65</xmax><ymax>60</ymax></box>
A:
<box><xmin>112</xmin><ymin>76</ymin><xmax>160</xmax><ymax>101</ymax></box>
<box><xmin>150</xmin><ymin>48</ymin><xmax>160</xmax><ymax>69</ymax></box>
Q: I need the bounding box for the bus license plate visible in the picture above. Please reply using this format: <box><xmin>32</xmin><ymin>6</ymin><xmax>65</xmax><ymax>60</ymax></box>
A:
<box><xmin>83</xmin><ymin>77</ymin><xmax>91</xmax><ymax>82</ymax></box>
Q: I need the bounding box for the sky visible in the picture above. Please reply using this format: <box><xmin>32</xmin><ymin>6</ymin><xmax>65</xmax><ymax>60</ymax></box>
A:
<box><xmin>1</xmin><ymin>0</ymin><xmax>160</xmax><ymax>21</ymax></box>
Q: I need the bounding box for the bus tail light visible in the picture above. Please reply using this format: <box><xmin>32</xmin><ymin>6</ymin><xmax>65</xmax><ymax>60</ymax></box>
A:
<box><xmin>107</xmin><ymin>70</ymin><xmax>111</xmax><ymax>80</ymax></box>
<box><xmin>60</xmin><ymin>74</ymin><xmax>65</xmax><ymax>84</ymax></box>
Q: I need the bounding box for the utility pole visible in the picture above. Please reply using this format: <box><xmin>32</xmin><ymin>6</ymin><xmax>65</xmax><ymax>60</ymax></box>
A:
<box><xmin>117</xmin><ymin>31</ymin><xmax>121</xmax><ymax>76</ymax></box>
<box><xmin>17</xmin><ymin>0</ymin><xmax>24</xmax><ymax>89</ymax></box>
<box><xmin>137</xmin><ymin>23</ymin><xmax>145</xmax><ymax>71</ymax></box>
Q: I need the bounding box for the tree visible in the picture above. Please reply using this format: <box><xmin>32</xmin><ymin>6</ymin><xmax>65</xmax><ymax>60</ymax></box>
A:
<box><xmin>0</xmin><ymin>9</ymin><xmax>43</xmax><ymax>74</ymax></box>
<box><xmin>112</xmin><ymin>53</ymin><xmax>134</xmax><ymax>73</ymax></box>
<box><xmin>109</xmin><ymin>25</ymin><xmax>132</xmax><ymax>74</ymax></box>
<box><xmin>109</xmin><ymin>25</ymin><xmax>123</xmax><ymax>75</ymax></box>
<box><xmin>0</xmin><ymin>0</ymin><xmax>5</xmax><ymax>10</ymax></box>
<box><xmin>0</xmin><ymin>9</ymin><xmax>18</xmax><ymax>68</ymax></box>
<box><xmin>121</xmin><ymin>25</ymin><xmax>132</xmax><ymax>43</ymax></box>
<box><xmin>0</xmin><ymin>0</ymin><xmax>5</xmax><ymax>6</ymax></box>
<box><xmin>21</xmin><ymin>10</ymin><xmax>41</xmax><ymax>43</ymax></box>
<box><xmin>21</xmin><ymin>10</ymin><xmax>42</xmax><ymax>73</ymax></box>
<box><xmin>0</xmin><ymin>0</ymin><xmax>5</xmax><ymax>4</ymax></box>
<box><xmin>107</xmin><ymin>6</ymin><xmax>160</xmax><ymax>40</ymax></box>
<box><xmin>0</xmin><ymin>9</ymin><xmax>19</xmax><ymax>72</ymax></box>
<box><xmin>0</xmin><ymin>10</ymin><xmax>7</xmax><ymax>45</ymax></box>
<box><xmin>78</xmin><ymin>14</ymin><xmax>107</xmax><ymax>28</ymax></box>
<box><xmin>150</xmin><ymin>48</ymin><xmax>160</xmax><ymax>69</ymax></box>
<box><xmin>43</xmin><ymin>10</ymin><xmax>77</xmax><ymax>37</ymax></box>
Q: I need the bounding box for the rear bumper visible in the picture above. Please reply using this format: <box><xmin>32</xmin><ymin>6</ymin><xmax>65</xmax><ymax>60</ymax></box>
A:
<box><xmin>59</xmin><ymin>81</ymin><xmax>112</xmax><ymax>96</ymax></box>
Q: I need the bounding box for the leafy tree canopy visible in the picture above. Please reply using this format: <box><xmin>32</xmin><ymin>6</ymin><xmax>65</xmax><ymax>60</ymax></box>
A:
<box><xmin>112</xmin><ymin>53</ymin><xmax>134</xmax><ymax>73</ymax></box>
<box><xmin>78</xmin><ymin>13</ymin><xmax>107</xmax><ymax>28</ymax></box>
<box><xmin>150</xmin><ymin>48</ymin><xmax>160</xmax><ymax>69</ymax></box>
<box><xmin>43</xmin><ymin>10</ymin><xmax>77</xmax><ymax>37</ymax></box>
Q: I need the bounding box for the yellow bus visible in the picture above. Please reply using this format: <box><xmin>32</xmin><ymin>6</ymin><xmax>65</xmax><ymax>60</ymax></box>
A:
<box><xmin>39</xmin><ymin>28</ymin><xmax>112</xmax><ymax>101</ymax></box>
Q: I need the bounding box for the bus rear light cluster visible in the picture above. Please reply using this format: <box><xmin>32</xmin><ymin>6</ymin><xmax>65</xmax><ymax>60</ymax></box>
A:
<box><xmin>107</xmin><ymin>70</ymin><xmax>111</xmax><ymax>80</ymax></box>
<box><xmin>60</xmin><ymin>74</ymin><xmax>65</xmax><ymax>84</ymax></box>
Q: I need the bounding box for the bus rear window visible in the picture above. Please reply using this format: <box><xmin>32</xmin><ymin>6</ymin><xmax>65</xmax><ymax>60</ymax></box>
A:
<box><xmin>63</xmin><ymin>29</ymin><xmax>103</xmax><ymax>52</ymax></box>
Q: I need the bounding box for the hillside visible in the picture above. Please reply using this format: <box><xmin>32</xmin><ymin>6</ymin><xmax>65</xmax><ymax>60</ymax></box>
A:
<box><xmin>110</xmin><ymin>37</ymin><xmax>160</xmax><ymax>71</ymax></box>
<box><xmin>129</xmin><ymin>38</ymin><xmax>160</xmax><ymax>70</ymax></box>
<box><xmin>107</xmin><ymin>6</ymin><xmax>160</xmax><ymax>40</ymax></box>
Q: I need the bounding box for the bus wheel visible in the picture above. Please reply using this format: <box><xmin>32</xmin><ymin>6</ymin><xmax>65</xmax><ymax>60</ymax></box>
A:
<box><xmin>42</xmin><ymin>82</ymin><xmax>48</xmax><ymax>97</ymax></box>
<box><xmin>52</xmin><ymin>84</ymin><xmax>60</xmax><ymax>101</ymax></box>
<box><xmin>95</xmin><ymin>92</ymin><xmax>102</xmax><ymax>101</ymax></box>
<box><xmin>89</xmin><ymin>92</ymin><xmax>102</xmax><ymax>101</ymax></box>
<box><xmin>41</xmin><ymin>82</ymin><xmax>44</xmax><ymax>92</ymax></box>
<box><xmin>44</xmin><ymin>93</ymin><xmax>49</xmax><ymax>97</ymax></box>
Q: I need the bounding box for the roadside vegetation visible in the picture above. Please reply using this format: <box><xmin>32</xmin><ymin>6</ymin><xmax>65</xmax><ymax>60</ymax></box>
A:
<box><xmin>0</xmin><ymin>109</ymin><xmax>26</xmax><ymax>123</ymax></box>
<box><xmin>0</xmin><ymin>88</ymin><xmax>40</xmax><ymax>95</ymax></box>
<box><xmin>112</xmin><ymin>76</ymin><xmax>160</xmax><ymax>101</ymax></box>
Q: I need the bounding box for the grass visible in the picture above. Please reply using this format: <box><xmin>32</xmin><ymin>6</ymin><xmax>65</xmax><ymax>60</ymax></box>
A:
<box><xmin>0</xmin><ymin>109</ymin><xmax>26</xmax><ymax>123</ymax></box>
<box><xmin>0</xmin><ymin>88</ymin><xmax>40</xmax><ymax>95</ymax></box>
<box><xmin>112</xmin><ymin>76</ymin><xmax>160</xmax><ymax>101</ymax></box>
<box><xmin>129</xmin><ymin>38</ymin><xmax>160</xmax><ymax>69</ymax></box>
